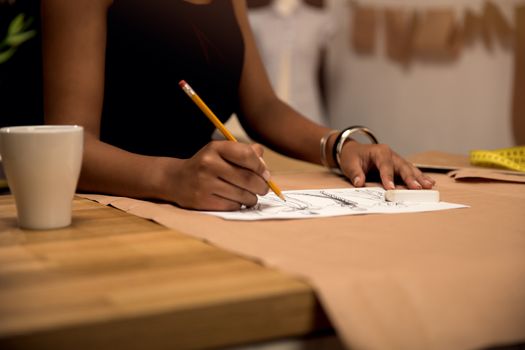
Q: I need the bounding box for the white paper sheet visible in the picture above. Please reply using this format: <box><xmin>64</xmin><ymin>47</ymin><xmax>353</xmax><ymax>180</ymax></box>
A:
<box><xmin>203</xmin><ymin>187</ymin><xmax>468</xmax><ymax>220</ymax></box>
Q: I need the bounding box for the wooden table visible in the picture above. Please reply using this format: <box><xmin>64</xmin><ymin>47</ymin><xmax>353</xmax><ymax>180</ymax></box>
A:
<box><xmin>0</xmin><ymin>195</ymin><xmax>333</xmax><ymax>349</ymax></box>
<box><xmin>0</xmin><ymin>151</ymin><xmax>333</xmax><ymax>350</ymax></box>
<box><xmin>2</xmin><ymin>150</ymin><xmax>523</xmax><ymax>350</ymax></box>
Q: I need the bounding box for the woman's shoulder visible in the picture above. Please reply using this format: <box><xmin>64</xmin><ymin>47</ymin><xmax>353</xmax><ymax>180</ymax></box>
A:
<box><xmin>42</xmin><ymin>0</ymin><xmax>112</xmax><ymax>15</ymax></box>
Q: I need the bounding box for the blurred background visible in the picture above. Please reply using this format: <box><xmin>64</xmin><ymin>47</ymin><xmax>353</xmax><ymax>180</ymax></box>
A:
<box><xmin>1</xmin><ymin>0</ymin><xmax>524</xmax><ymax>158</ymax></box>
<box><xmin>235</xmin><ymin>0</ymin><xmax>525</xmax><ymax>157</ymax></box>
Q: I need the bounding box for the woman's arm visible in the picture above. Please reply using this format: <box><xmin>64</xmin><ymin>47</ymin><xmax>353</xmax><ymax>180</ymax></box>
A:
<box><xmin>42</xmin><ymin>0</ymin><xmax>173</xmax><ymax>200</ymax></box>
<box><xmin>41</xmin><ymin>0</ymin><xmax>270</xmax><ymax>210</ymax></box>
<box><xmin>232</xmin><ymin>0</ymin><xmax>434</xmax><ymax>190</ymax></box>
<box><xmin>232</xmin><ymin>0</ymin><xmax>331</xmax><ymax>165</ymax></box>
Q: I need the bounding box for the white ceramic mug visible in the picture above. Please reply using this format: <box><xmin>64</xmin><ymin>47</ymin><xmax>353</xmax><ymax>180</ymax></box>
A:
<box><xmin>0</xmin><ymin>125</ymin><xmax>83</xmax><ymax>229</ymax></box>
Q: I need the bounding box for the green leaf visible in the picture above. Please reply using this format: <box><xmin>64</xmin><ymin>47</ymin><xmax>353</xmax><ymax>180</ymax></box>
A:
<box><xmin>0</xmin><ymin>13</ymin><xmax>37</xmax><ymax>64</ymax></box>
<box><xmin>6</xmin><ymin>30</ymin><xmax>36</xmax><ymax>46</ymax></box>
<box><xmin>0</xmin><ymin>46</ymin><xmax>17</xmax><ymax>64</ymax></box>
<box><xmin>8</xmin><ymin>14</ymin><xmax>25</xmax><ymax>35</ymax></box>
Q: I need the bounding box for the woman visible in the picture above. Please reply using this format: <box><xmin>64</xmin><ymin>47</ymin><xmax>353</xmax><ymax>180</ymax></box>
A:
<box><xmin>41</xmin><ymin>0</ymin><xmax>434</xmax><ymax>210</ymax></box>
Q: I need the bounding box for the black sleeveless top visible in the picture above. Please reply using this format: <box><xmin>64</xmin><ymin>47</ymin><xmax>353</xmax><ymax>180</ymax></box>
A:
<box><xmin>101</xmin><ymin>0</ymin><xmax>244</xmax><ymax>158</ymax></box>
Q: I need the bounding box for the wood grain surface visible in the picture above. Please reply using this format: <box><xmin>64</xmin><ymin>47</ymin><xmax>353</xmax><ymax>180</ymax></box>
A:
<box><xmin>0</xmin><ymin>196</ymin><xmax>330</xmax><ymax>350</ymax></box>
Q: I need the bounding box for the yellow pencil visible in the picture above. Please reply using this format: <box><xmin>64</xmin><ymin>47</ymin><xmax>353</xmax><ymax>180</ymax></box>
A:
<box><xmin>179</xmin><ymin>80</ymin><xmax>286</xmax><ymax>201</ymax></box>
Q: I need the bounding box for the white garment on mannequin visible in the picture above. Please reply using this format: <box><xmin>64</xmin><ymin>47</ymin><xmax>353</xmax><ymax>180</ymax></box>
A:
<box><xmin>248</xmin><ymin>0</ymin><xmax>336</xmax><ymax>126</ymax></box>
<box><xmin>273</xmin><ymin>0</ymin><xmax>299</xmax><ymax>104</ymax></box>
<box><xmin>273</xmin><ymin>0</ymin><xmax>300</xmax><ymax>16</ymax></box>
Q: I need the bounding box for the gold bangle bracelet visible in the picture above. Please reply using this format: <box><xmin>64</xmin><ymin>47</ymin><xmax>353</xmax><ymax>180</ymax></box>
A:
<box><xmin>319</xmin><ymin>130</ymin><xmax>340</xmax><ymax>168</ymax></box>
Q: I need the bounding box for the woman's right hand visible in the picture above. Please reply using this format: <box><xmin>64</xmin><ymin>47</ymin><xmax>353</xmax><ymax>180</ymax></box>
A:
<box><xmin>161</xmin><ymin>141</ymin><xmax>271</xmax><ymax>211</ymax></box>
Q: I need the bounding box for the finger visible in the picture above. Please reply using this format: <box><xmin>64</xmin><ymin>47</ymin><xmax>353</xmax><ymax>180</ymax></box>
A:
<box><xmin>198</xmin><ymin>194</ymin><xmax>243</xmax><ymax>211</ymax></box>
<box><xmin>372</xmin><ymin>145</ymin><xmax>395</xmax><ymax>189</ymax></box>
<box><xmin>250</xmin><ymin>144</ymin><xmax>270</xmax><ymax>174</ymax></box>
<box><xmin>213</xmin><ymin>177</ymin><xmax>260</xmax><ymax>207</ymax></box>
<box><xmin>216</xmin><ymin>141</ymin><xmax>269</xmax><ymax>180</ymax></box>
<box><xmin>396</xmin><ymin>160</ymin><xmax>423</xmax><ymax>189</ymax></box>
<box><xmin>189</xmin><ymin>145</ymin><xmax>267</xmax><ymax>205</ymax></box>
<box><xmin>253</xmin><ymin>146</ymin><xmax>269</xmax><ymax>175</ymax></box>
<box><xmin>188</xmin><ymin>175</ymin><xmax>259</xmax><ymax>211</ymax></box>
<box><xmin>205</xmin><ymin>147</ymin><xmax>268</xmax><ymax>196</ymax></box>
<box><xmin>250</xmin><ymin>143</ymin><xmax>265</xmax><ymax>158</ymax></box>
<box><xmin>220</xmin><ymin>165</ymin><xmax>269</xmax><ymax>196</ymax></box>
<box><xmin>417</xmin><ymin>173</ymin><xmax>436</xmax><ymax>189</ymax></box>
<box><xmin>393</xmin><ymin>155</ymin><xmax>436</xmax><ymax>189</ymax></box>
<box><xmin>176</xmin><ymin>173</ymin><xmax>244</xmax><ymax>211</ymax></box>
<box><xmin>340</xmin><ymin>150</ymin><xmax>366</xmax><ymax>187</ymax></box>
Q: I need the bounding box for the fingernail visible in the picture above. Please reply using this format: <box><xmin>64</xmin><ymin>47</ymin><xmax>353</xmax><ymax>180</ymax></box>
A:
<box><xmin>258</xmin><ymin>156</ymin><xmax>267</xmax><ymax>167</ymax></box>
<box><xmin>388</xmin><ymin>181</ymin><xmax>395</xmax><ymax>189</ymax></box>
<box><xmin>412</xmin><ymin>180</ymin><xmax>422</xmax><ymax>189</ymax></box>
<box><xmin>353</xmin><ymin>176</ymin><xmax>361</xmax><ymax>186</ymax></box>
<box><xmin>262</xmin><ymin>170</ymin><xmax>271</xmax><ymax>182</ymax></box>
<box><xmin>422</xmin><ymin>179</ymin><xmax>433</xmax><ymax>187</ymax></box>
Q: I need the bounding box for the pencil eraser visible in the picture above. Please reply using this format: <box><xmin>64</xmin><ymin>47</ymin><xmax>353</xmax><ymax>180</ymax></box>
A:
<box><xmin>385</xmin><ymin>189</ymin><xmax>440</xmax><ymax>203</ymax></box>
<box><xmin>178</xmin><ymin>80</ymin><xmax>187</xmax><ymax>87</ymax></box>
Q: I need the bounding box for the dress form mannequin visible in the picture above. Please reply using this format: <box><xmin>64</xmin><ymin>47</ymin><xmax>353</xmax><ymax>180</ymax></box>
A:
<box><xmin>248</xmin><ymin>0</ymin><xmax>335</xmax><ymax>126</ymax></box>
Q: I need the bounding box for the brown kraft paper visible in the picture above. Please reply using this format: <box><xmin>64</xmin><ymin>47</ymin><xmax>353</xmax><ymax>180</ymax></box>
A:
<box><xmin>412</xmin><ymin>8</ymin><xmax>462</xmax><ymax>59</ymax></box>
<box><xmin>80</xmin><ymin>169</ymin><xmax>525</xmax><ymax>350</ymax></box>
<box><xmin>351</xmin><ymin>4</ymin><xmax>378</xmax><ymax>54</ymax></box>
<box><xmin>484</xmin><ymin>0</ymin><xmax>514</xmax><ymax>49</ymax></box>
<box><xmin>463</xmin><ymin>8</ymin><xmax>484</xmax><ymax>46</ymax></box>
<box><xmin>384</xmin><ymin>7</ymin><xmax>416</xmax><ymax>66</ymax></box>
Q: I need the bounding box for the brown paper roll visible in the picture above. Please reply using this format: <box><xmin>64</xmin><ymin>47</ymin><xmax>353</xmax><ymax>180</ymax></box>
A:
<box><xmin>412</xmin><ymin>8</ymin><xmax>462</xmax><ymax>60</ymax></box>
<box><xmin>484</xmin><ymin>0</ymin><xmax>514</xmax><ymax>49</ymax></box>
<box><xmin>384</xmin><ymin>7</ymin><xmax>416</xmax><ymax>66</ymax></box>
<box><xmin>463</xmin><ymin>8</ymin><xmax>483</xmax><ymax>45</ymax></box>
<box><xmin>352</xmin><ymin>4</ymin><xmax>378</xmax><ymax>54</ymax></box>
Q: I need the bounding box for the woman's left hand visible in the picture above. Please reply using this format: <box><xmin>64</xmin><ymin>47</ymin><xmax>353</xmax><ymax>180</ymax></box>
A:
<box><xmin>338</xmin><ymin>141</ymin><xmax>436</xmax><ymax>190</ymax></box>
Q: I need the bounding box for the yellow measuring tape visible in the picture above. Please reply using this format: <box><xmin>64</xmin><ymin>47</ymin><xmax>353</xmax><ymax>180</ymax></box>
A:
<box><xmin>469</xmin><ymin>146</ymin><xmax>525</xmax><ymax>172</ymax></box>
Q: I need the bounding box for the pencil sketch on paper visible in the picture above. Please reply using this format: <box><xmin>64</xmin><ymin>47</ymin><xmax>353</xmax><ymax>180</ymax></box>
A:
<box><xmin>202</xmin><ymin>187</ymin><xmax>468</xmax><ymax>221</ymax></box>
